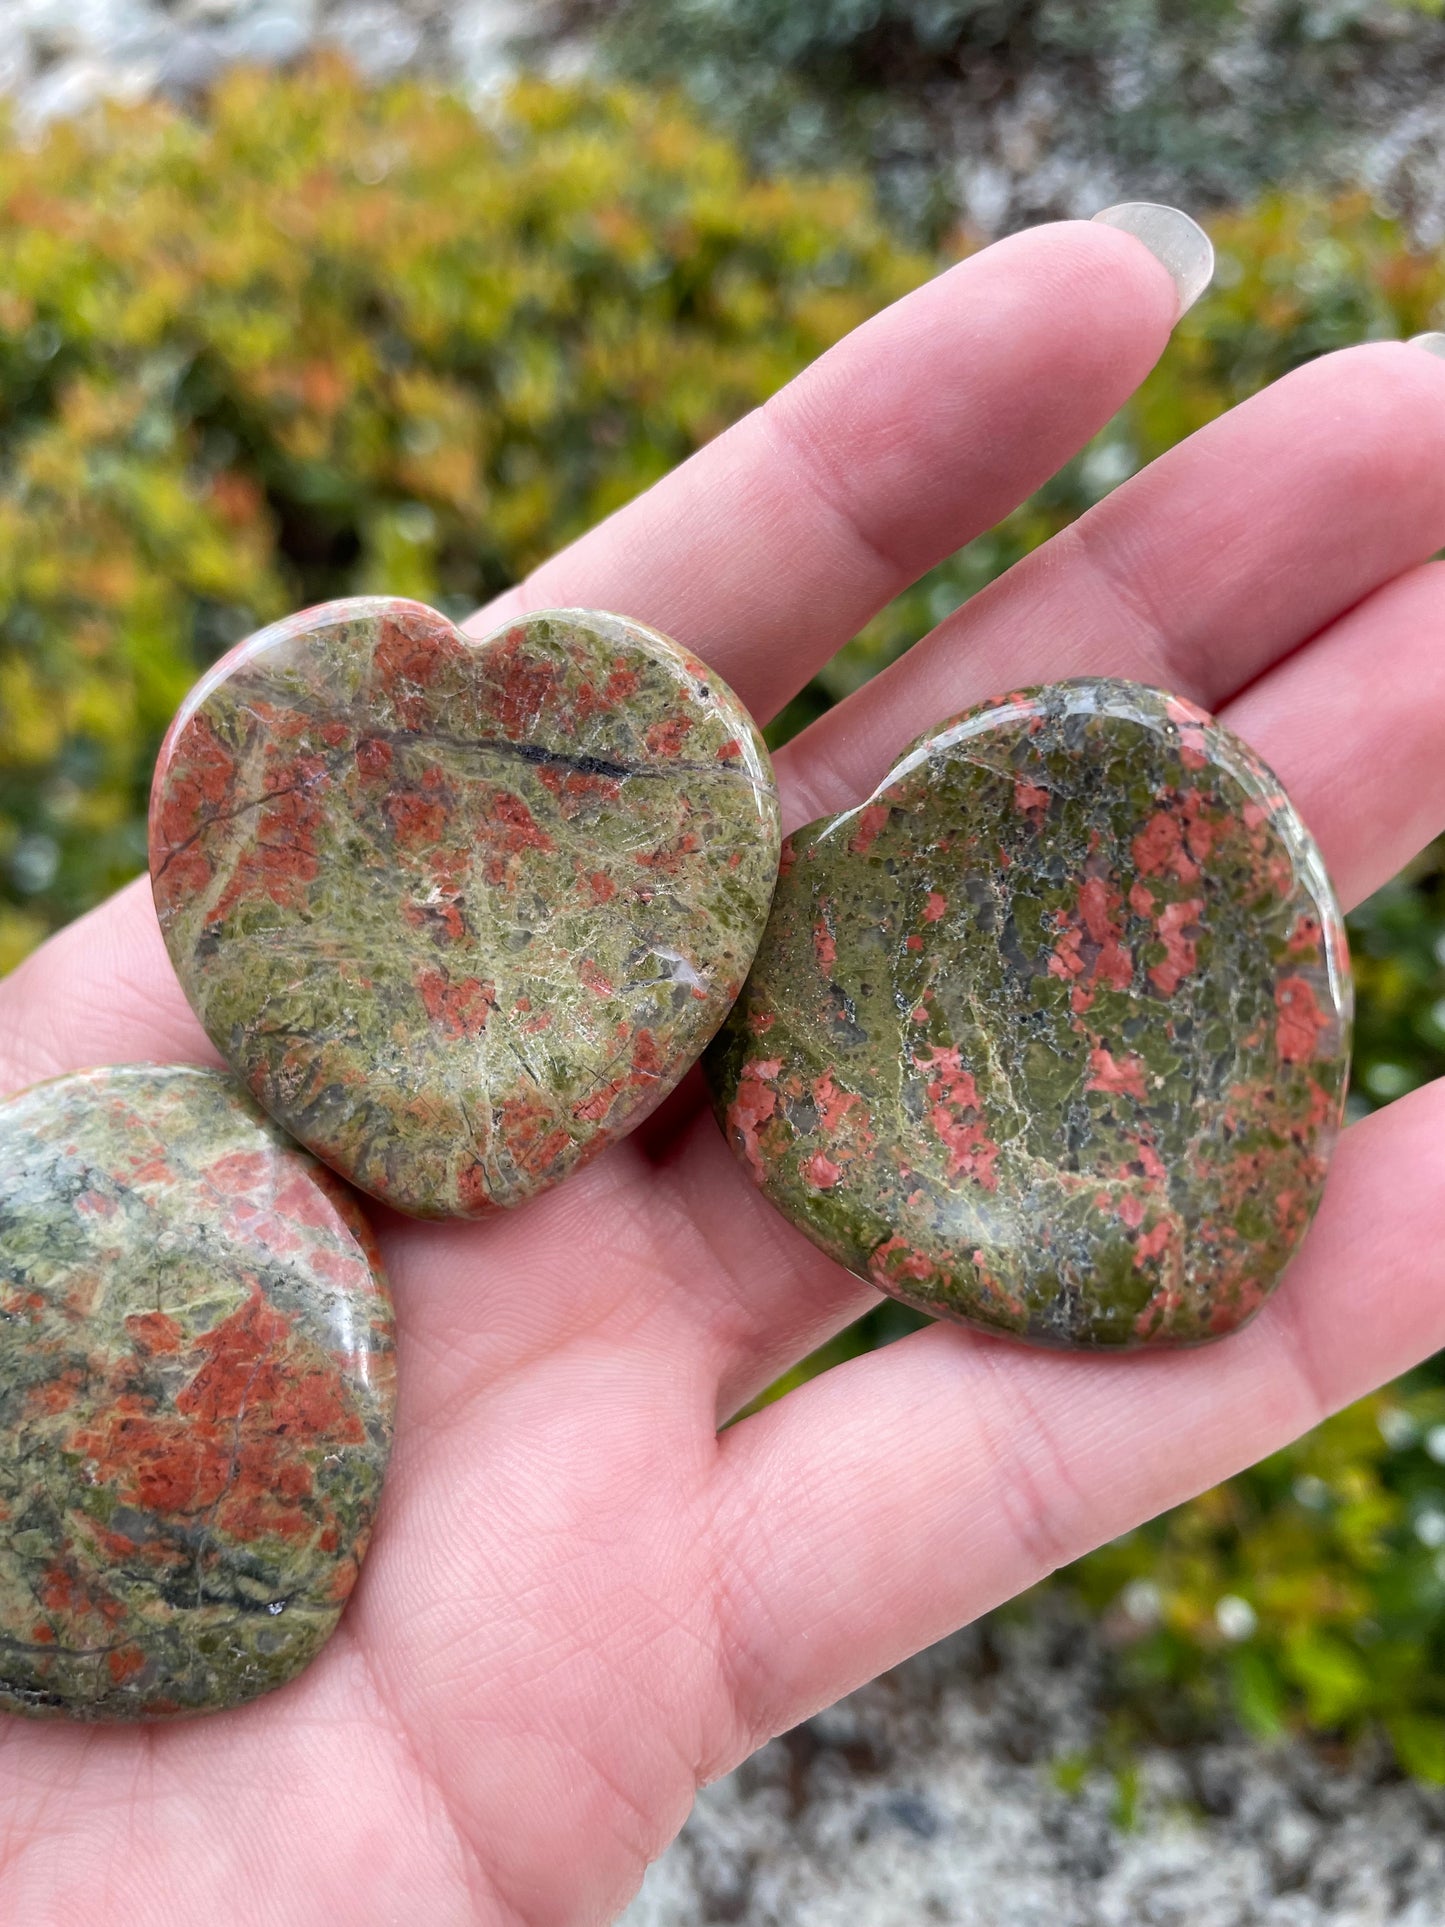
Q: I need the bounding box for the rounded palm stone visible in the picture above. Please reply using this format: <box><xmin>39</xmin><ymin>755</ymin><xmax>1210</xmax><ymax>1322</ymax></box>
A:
<box><xmin>705</xmin><ymin>681</ymin><xmax>1352</xmax><ymax>1350</ymax></box>
<box><xmin>150</xmin><ymin>598</ymin><xmax>781</xmax><ymax>1218</ymax></box>
<box><xmin>0</xmin><ymin>1064</ymin><xmax>395</xmax><ymax>1720</ymax></box>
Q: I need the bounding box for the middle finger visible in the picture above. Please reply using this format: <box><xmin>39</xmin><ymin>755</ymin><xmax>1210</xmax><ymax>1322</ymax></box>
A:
<box><xmin>784</xmin><ymin>340</ymin><xmax>1445</xmax><ymax>827</ymax></box>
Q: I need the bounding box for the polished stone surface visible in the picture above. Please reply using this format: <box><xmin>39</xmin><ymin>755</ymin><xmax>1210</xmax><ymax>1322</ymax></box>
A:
<box><xmin>150</xmin><ymin>598</ymin><xmax>780</xmax><ymax>1217</ymax></box>
<box><xmin>0</xmin><ymin>1065</ymin><xmax>395</xmax><ymax>1720</ymax></box>
<box><xmin>706</xmin><ymin>681</ymin><xmax>1351</xmax><ymax>1349</ymax></box>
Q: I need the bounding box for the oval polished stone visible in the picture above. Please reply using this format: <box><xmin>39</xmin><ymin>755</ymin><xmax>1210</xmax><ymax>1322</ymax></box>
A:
<box><xmin>150</xmin><ymin>599</ymin><xmax>781</xmax><ymax>1218</ymax></box>
<box><xmin>705</xmin><ymin>681</ymin><xmax>1352</xmax><ymax>1350</ymax></box>
<box><xmin>0</xmin><ymin>1065</ymin><xmax>395</xmax><ymax>1720</ymax></box>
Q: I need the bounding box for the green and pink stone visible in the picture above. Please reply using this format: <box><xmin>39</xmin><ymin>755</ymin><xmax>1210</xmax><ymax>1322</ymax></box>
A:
<box><xmin>705</xmin><ymin>681</ymin><xmax>1351</xmax><ymax>1350</ymax></box>
<box><xmin>149</xmin><ymin>598</ymin><xmax>781</xmax><ymax>1218</ymax></box>
<box><xmin>0</xmin><ymin>1065</ymin><xmax>394</xmax><ymax>1720</ymax></box>
<box><xmin>0</xmin><ymin>651</ymin><xmax>1353</xmax><ymax>1735</ymax></box>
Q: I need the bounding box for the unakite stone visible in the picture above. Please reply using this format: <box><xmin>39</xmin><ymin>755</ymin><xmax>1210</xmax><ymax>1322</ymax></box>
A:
<box><xmin>0</xmin><ymin>1065</ymin><xmax>395</xmax><ymax>1720</ymax></box>
<box><xmin>150</xmin><ymin>598</ymin><xmax>781</xmax><ymax>1218</ymax></box>
<box><xmin>705</xmin><ymin>681</ymin><xmax>1352</xmax><ymax>1350</ymax></box>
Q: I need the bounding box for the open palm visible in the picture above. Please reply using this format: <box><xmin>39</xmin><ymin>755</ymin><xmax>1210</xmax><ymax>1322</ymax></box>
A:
<box><xmin>5</xmin><ymin>219</ymin><xmax>1445</xmax><ymax>1927</ymax></box>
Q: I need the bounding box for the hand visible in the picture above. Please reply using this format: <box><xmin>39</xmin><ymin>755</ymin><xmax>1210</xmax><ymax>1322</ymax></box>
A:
<box><xmin>5</xmin><ymin>219</ymin><xmax>1445</xmax><ymax>1927</ymax></box>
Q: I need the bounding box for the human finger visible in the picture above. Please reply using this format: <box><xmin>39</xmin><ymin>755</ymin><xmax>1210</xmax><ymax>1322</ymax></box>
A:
<box><xmin>471</xmin><ymin>219</ymin><xmax>1186</xmax><ymax>723</ymax></box>
<box><xmin>697</xmin><ymin>554</ymin><xmax>1445</xmax><ymax>1406</ymax></box>
<box><xmin>783</xmin><ymin>340</ymin><xmax>1445</xmax><ymax>829</ymax></box>
<box><xmin>705</xmin><ymin>1086</ymin><xmax>1445</xmax><ymax>1752</ymax></box>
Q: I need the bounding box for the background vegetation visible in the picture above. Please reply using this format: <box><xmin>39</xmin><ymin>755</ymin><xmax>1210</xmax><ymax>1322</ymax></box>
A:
<box><xmin>4</xmin><ymin>55</ymin><xmax>1445</xmax><ymax>1782</ymax></box>
<box><xmin>0</xmin><ymin>60</ymin><xmax>921</xmax><ymax>969</ymax></box>
<box><xmin>555</xmin><ymin>0</ymin><xmax>1445</xmax><ymax>244</ymax></box>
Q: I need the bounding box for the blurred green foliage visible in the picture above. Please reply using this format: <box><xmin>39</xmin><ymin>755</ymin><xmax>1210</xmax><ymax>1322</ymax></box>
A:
<box><xmin>1067</xmin><ymin>1387</ymin><xmax>1445</xmax><ymax>1780</ymax></box>
<box><xmin>3</xmin><ymin>61</ymin><xmax>1445</xmax><ymax>1780</ymax></box>
<box><xmin>0</xmin><ymin>58</ymin><xmax>924</xmax><ymax>971</ymax></box>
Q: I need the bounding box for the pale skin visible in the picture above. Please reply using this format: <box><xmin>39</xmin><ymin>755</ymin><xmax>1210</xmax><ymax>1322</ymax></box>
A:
<box><xmin>4</xmin><ymin>218</ymin><xmax>1445</xmax><ymax>1925</ymax></box>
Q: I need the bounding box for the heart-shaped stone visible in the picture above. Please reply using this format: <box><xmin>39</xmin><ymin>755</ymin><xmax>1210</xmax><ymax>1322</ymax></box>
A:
<box><xmin>0</xmin><ymin>1064</ymin><xmax>394</xmax><ymax>1720</ymax></box>
<box><xmin>151</xmin><ymin>599</ymin><xmax>780</xmax><ymax>1217</ymax></box>
<box><xmin>705</xmin><ymin>681</ymin><xmax>1351</xmax><ymax>1350</ymax></box>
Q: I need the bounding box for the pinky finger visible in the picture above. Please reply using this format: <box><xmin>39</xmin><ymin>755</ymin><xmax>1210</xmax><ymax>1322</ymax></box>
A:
<box><xmin>705</xmin><ymin>1086</ymin><xmax>1445</xmax><ymax>1755</ymax></box>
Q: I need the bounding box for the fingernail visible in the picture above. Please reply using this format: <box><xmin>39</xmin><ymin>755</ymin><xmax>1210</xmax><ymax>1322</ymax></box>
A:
<box><xmin>1091</xmin><ymin>202</ymin><xmax>1215</xmax><ymax>320</ymax></box>
<box><xmin>1408</xmin><ymin>332</ymin><xmax>1445</xmax><ymax>358</ymax></box>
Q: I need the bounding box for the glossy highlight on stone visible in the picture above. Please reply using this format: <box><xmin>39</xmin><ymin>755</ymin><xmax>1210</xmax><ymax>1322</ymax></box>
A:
<box><xmin>0</xmin><ymin>1065</ymin><xmax>395</xmax><ymax>1720</ymax></box>
<box><xmin>150</xmin><ymin>598</ymin><xmax>781</xmax><ymax>1218</ymax></box>
<box><xmin>706</xmin><ymin>681</ymin><xmax>1351</xmax><ymax>1350</ymax></box>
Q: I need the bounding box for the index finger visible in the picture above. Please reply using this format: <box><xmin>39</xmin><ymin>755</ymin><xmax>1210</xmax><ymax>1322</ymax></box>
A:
<box><xmin>1</xmin><ymin>221</ymin><xmax>1183</xmax><ymax>1091</ymax></box>
<box><xmin>470</xmin><ymin>219</ymin><xmax>1183</xmax><ymax>722</ymax></box>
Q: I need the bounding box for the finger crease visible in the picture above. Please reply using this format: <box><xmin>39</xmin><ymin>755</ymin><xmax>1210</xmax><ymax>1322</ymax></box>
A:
<box><xmin>1060</xmin><ymin>512</ymin><xmax>1206</xmax><ymax>701</ymax></box>
<box><xmin>757</xmin><ymin>403</ymin><xmax>915</xmax><ymax>589</ymax></box>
